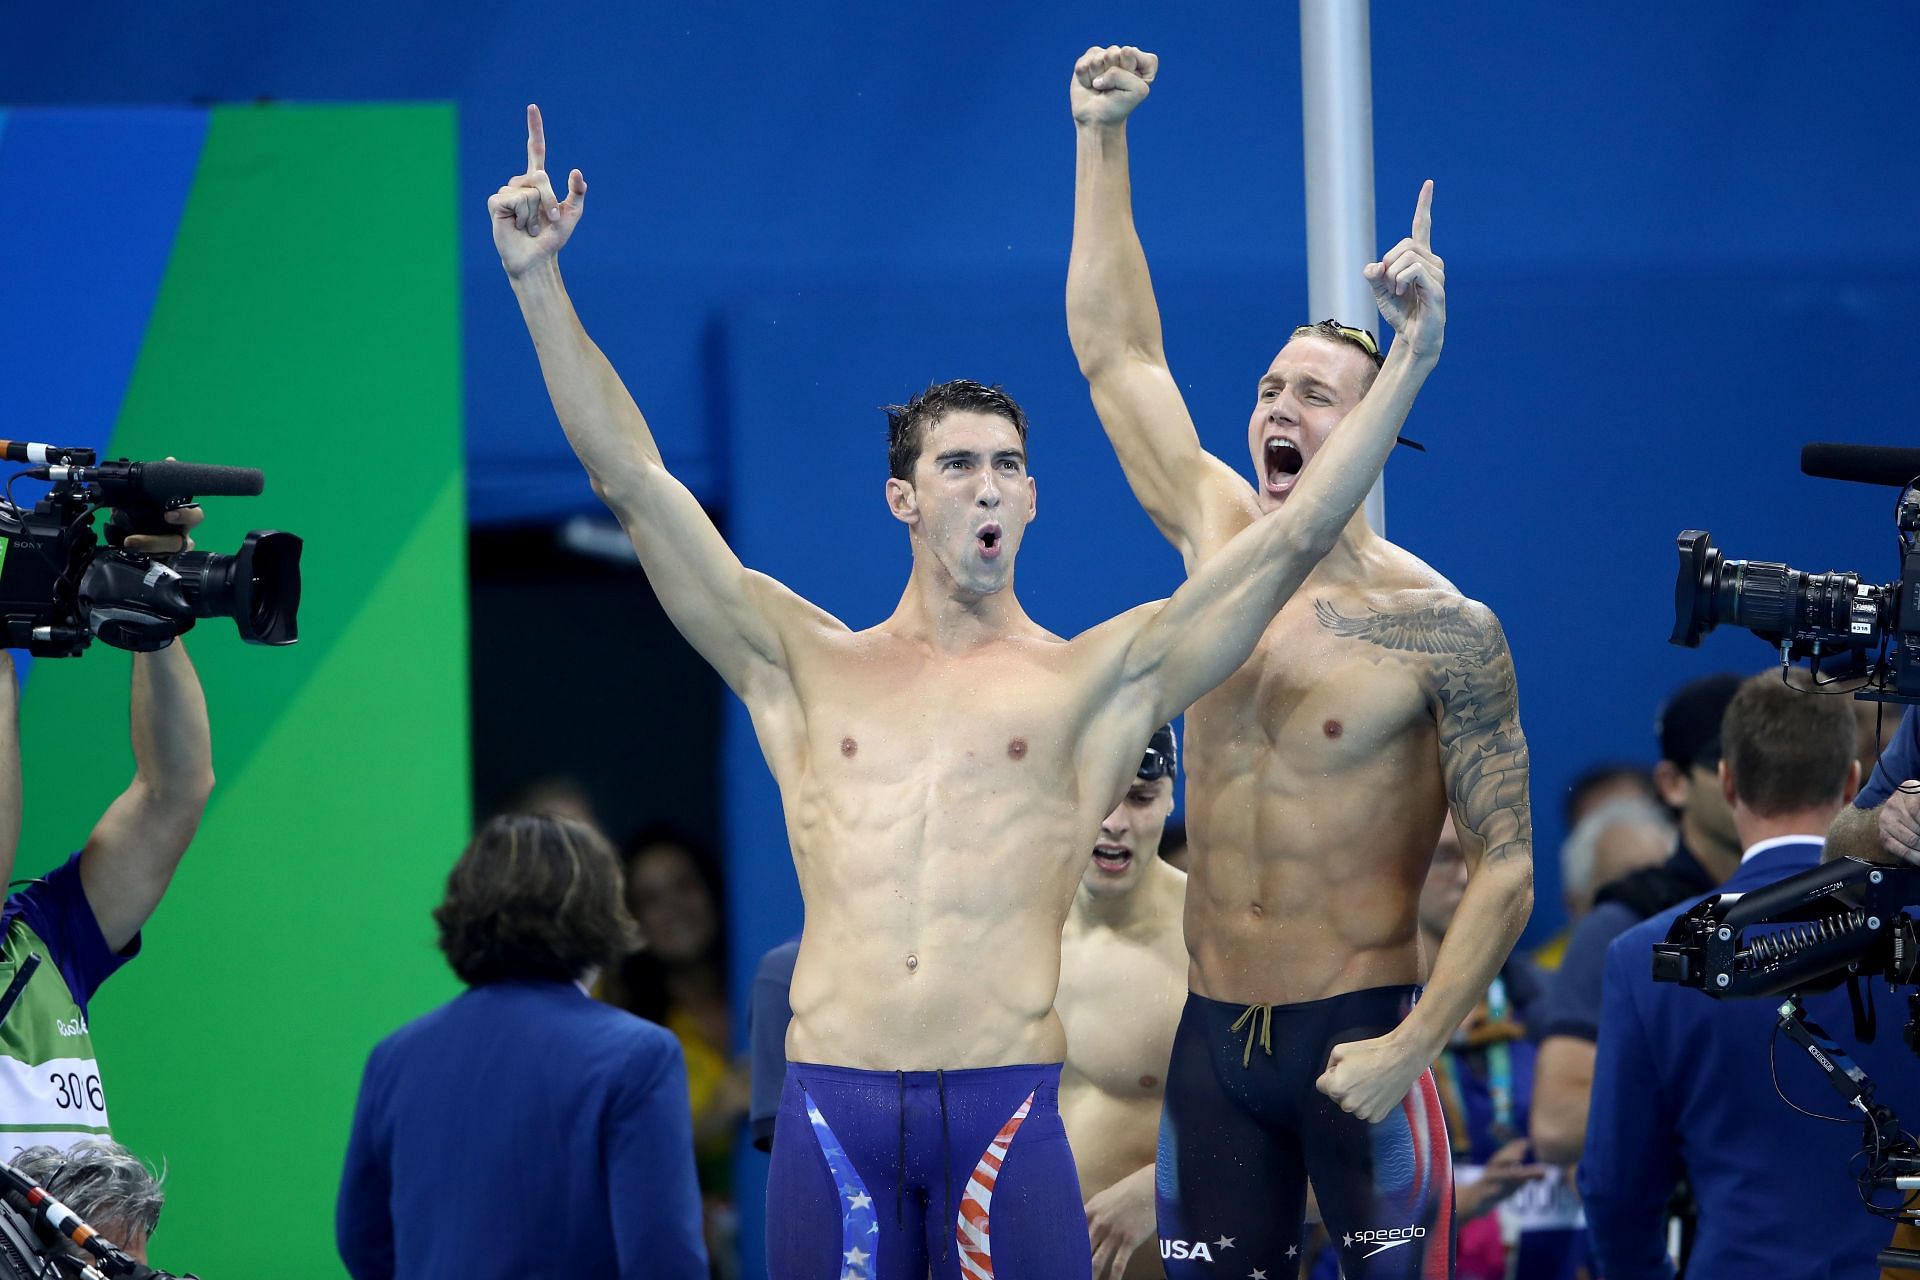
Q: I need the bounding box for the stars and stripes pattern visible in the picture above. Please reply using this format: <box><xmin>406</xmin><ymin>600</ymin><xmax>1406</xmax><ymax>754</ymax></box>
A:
<box><xmin>954</xmin><ymin>1089</ymin><xmax>1035</xmax><ymax>1280</ymax></box>
<box><xmin>803</xmin><ymin>1098</ymin><xmax>879</xmax><ymax>1280</ymax></box>
<box><xmin>1399</xmin><ymin>1068</ymin><xmax>1453</xmax><ymax>1279</ymax></box>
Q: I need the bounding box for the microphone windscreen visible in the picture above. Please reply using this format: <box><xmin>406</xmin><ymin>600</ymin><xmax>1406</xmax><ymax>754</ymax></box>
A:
<box><xmin>138</xmin><ymin>460</ymin><xmax>265</xmax><ymax>500</ymax></box>
<box><xmin>1801</xmin><ymin>443</ymin><xmax>1920</xmax><ymax>488</ymax></box>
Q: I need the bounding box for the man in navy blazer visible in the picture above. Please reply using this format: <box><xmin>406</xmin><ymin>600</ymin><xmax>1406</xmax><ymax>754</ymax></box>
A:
<box><xmin>1580</xmin><ymin>673</ymin><xmax>1919</xmax><ymax>1278</ymax></box>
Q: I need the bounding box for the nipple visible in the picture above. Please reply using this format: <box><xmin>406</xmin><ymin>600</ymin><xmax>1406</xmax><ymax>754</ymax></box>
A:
<box><xmin>841</xmin><ymin>737</ymin><xmax>858</xmax><ymax>758</ymax></box>
<box><xmin>1323</xmin><ymin>720</ymin><xmax>1343</xmax><ymax>739</ymax></box>
<box><xmin>1007</xmin><ymin>738</ymin><xmax>1028</xmax><ymax>760</ymax></box>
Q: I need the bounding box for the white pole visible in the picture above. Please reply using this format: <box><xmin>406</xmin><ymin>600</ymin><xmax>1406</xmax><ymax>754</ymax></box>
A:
<box><xmin>1300</xmin><ymin>0</ymin><xmax>1384</xmax><ymax>534</ymax></box>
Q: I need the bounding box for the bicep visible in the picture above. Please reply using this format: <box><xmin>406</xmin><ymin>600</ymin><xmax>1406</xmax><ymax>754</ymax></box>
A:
<box><xmin>608</xmin><ymin>470</ymin><xmax>838</xmax><ymax>702</ymax></box>
<box><xmin>1433</xmin><ymin>606</ymin><xmax>1532</xmax><ymax>867</ymax></box>
<box><xmin>1086</xmin><ymin>358</ymin><xmax>1254</xmax><ymax>562</ymax></box>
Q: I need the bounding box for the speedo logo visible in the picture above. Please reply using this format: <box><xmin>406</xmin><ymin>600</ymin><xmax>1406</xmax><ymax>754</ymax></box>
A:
<box><xmin>1160</xmin><ymin>1240</ymin><xmax>1215</xmax><ymax>1262</ymax></box>
<box><xmin>1345</xmin><ymin>1225</ymin><xmax>1427</xmax><ymax>1258</ymax></box>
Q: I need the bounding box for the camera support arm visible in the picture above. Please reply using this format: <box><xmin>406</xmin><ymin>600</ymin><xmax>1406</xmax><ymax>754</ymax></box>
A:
<box><xmin>1653</xmin><ymin>858</ymin><xmax>1920</xmax><ymax>998</ymax></box>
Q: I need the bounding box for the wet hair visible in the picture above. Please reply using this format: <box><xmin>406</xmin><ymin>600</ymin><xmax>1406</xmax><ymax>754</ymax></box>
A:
<box><xmin>1290</xmin><ymin>320</ymin><xmax>1384</xmax><ymax>395</ymax></box>
<box><xmin>434</xmin><ymin>812</ymin><xmax>642</xmax><ymax>986</ymax></box>
<box><xmin>884</xmin><ymin>379</ymin><xmax>1030</xmax><ymax>482</ymax></box>
<box><xmin>1720</xmin><ymin>673</ymin><xmax>1858</xmax><ymax>818</ymax></box>
<box><xmin>7</xmin><ymin>1140</ymin><xmax>164</xmax><ymax>1244</ymax></box>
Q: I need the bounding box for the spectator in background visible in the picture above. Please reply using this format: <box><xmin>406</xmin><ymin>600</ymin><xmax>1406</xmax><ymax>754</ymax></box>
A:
<box><xmin>1558</xmin><ymin>795</ymin><xmax>1675</xmax><ymax>920</ymax></box>
<box><xmin>600</xmin><ymin>825</ymin><xmax>749</xmax><ymax>1274</ymax></box>
<box><xmin>4</xmin><ymin>1138</ymin><xmax>165</xmax><ymax>1268</ymax></box>
<box><xmin>1581</xmin><ymin>674</ymin><xmax>1914</xmax><ymax>1279</ymax></box>
<box><xmin>1419</xmin><ymin>819</ymin><xmax>1585</xmax><ymax>1280</ymax></box>
<box><xmin>336</xmin><ymin>813</ymin><xmax>706</xmax><ymax>1280</ymax></box>
<box><xmin>496</xmin><ymin>773</ymin><xmax>600</xmax><ymax>829</ymax></box>
<box><xmin>1534</xmin><ymin>782</ymin><xmax>1671</xmax><ymax>971</ymax></box>
<box><xmin>1564</xmin><ymin>762</ymin><xmax>1659</xmax><ymax>829</ymax></box>
<box><xmin>1529</xmin><ymin>673</ymin><xmax>1743</xmax><ymax>1165</ymax></box>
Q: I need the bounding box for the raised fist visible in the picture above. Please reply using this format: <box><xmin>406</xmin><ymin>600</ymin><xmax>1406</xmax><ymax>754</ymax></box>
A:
<box><xmin>488</xmin><ymin>104</ymin><xmax>588</xmax><ymax>278</ymax></box>
<box><xmin>1071</xmin><ymin>45</ymin><xmax>1158</xmax><ymax>127</ymax></box>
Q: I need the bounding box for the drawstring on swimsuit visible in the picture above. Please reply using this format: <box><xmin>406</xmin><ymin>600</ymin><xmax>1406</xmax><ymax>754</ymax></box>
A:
<box><xmin>937</xmin><ymin>1069</ymin><xmax>953</xmax><ymax>1262</ymax></box>
<box><xmin>895</xmin><ymin>1070</ymin><xmax>906</xmax><ymax>1228</ymax></box>
<box><xmin>1230</xmin><ymin>1002</ymin><xmax>1274</xmax><ymax>1068</ymax></box>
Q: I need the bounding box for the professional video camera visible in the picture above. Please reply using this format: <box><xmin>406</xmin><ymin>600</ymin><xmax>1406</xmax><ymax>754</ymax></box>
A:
<box><xmin>1671</xmin><ymin>443</ymin><xmax>1920</xmax><ymax>705</ymax></box>
<box><xmin>1654</xmin><ymin>858</ymin><xmax>1920</xmax><ymax>1264</ymax></box>
<box><xmin>0</xmin><ymin>440</ymin><xmax>302</xmax><ymax>657</ymax></box>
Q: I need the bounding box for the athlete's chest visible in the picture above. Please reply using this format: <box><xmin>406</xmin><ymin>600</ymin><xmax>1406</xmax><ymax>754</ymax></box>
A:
<box><xmin>1196</xmin><ymin>601</ymin><xmax>1435</xmax><ymax>764</ymax></box>
<box><xmin>798</xmin><ymin>645</ymin><xmax>1081</xmax><ymax>790</ymax></box>
<box><xmin>1057</xmin><ymin>931</ymin><xmax>1185</xmax><ymax>1095</ymax></box>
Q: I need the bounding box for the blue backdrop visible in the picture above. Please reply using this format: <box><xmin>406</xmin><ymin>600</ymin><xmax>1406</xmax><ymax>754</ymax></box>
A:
<box><xmin>10</xmin><ymin>5</ymin><xmax>1920</xmax><ymax>1275</ymax></box>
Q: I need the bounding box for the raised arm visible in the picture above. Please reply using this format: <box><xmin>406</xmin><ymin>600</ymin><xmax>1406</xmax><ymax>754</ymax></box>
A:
<box><xmin>0</xmin><ymin>653</ymin><xmax>19</xmax><ymax>891</ymax></box>
<box><xmin>1111</xmin><ymin>185</ymin><xmax>1445</xmax><ymax>729</ymax></box>
<box><xmin>79</xmin><ymin>639</ymin><xmax>216</xmax><ymax>953</ymax></box>
<box><xmin>1067</xmin><ymin>46</ymin><xmax>1251</xmax><ymax>565</ymax></box>
<box><xmin>492</xmin><ymin>107</ymin><xmax>835</xmax><ymax>707</ymax></box>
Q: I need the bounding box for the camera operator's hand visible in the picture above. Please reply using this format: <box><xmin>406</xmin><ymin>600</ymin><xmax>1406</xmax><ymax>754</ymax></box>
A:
<box><xmin>489</xmin><ymin>105</ymin><xmax>587</xmax><ymax>279</ymax></box>
<box><xmin>1879</xmin><ymin>780</ymin><xmax>1920</xmax><ymax>864</ymax></box>
<box><xmin>120</xmin><ymin>504</ymin><xmax>202</xmax><ymax>556</ymax></box>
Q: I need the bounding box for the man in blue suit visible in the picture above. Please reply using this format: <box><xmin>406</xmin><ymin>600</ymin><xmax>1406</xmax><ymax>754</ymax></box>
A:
<box><xmin>1581</xmin><ymin>673</ymin><xmax>1917</xmax><ymax>1278</ymax></box>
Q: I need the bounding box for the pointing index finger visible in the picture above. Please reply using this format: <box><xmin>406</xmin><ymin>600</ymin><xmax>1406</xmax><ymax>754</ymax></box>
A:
<box><xmin>526</xmin><ymin>104</ymin><xmax>546</xmax><ymax>177</ymax></box>
<box><xmin>1411</xmin><ymin>179</ymin><xmax>1434</xmax><ymax>251</ymax></box>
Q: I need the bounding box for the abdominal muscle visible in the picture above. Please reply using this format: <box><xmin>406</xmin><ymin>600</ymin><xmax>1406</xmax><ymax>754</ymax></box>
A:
<box><xmin>782</xmin><ymin>780</ymin><xmax>1087</xmax><ymax>1071</ymax></box>
<box><xmin>1180</xmin><ymin>683</ymin><xmax>1448</xmax><ymax>1008</ymax></box>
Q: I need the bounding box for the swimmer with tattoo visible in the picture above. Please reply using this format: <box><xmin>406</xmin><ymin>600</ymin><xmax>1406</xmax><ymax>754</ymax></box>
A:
<box><xmin>492</xmin><ymin>101</ymin><xmax>1444</xmax><ymax>1280</ymax></box>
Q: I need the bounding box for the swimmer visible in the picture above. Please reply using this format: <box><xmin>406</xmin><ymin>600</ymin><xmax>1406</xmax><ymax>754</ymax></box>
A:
<box><xmin>491</xmin><ymin>102</ymin><xmax>1443</xmax><ymax>1280</ymax></box>
<box><xmin>1059</xmin><ymin>725</ymin><xmax>1188</xmax><ymax>1280</ymax></box>
<box><xmin>1068</xmin><ymin>46</ymin><xmax>1532</xmax><ymax>1279</ymax></box>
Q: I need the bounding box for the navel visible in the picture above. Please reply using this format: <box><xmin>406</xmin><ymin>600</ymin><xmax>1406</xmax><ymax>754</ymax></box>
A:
<box><xmin>1250</xmin><ymin>902</ymin><xmax>1265</xmax><ymax>919</ymax></box>
<box><xmin>1322</xmin><ymin>719</ymin><xmax>1343</xmax><ymax>739</ymax></box>
<box><xmin>1007</xmin><ymin>738</ymin><xmax>1028</xmax><ymax>760</ymax></box>
<box><xmin>905</xmin><ymin>953</ymin><xmax>919</xmax><ymax>973</ymax></box>
<box><xmin>840</xmin><ymin>737</ymin><xmax>858</xmax><ymax>758</ymax></box>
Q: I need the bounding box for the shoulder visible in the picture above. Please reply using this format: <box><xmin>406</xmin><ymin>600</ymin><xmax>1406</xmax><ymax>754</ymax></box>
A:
<box><xmin>1313</xmin><ymin>582</ymin><xmax>1507</xmax><ymax>668</ymax></box>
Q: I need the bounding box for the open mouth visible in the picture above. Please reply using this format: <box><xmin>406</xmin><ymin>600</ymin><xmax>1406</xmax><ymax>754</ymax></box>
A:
<box><xmin>1091</xmin><ymin>845</ymin><xmax>1133</xmax><ymax>874</ymax></box>
<box><xmin>977</xmin><ymin>524</ymin><xmax>1003</xmax><ymax>559</ymax></box>
<box><xmin>1264</xmin><ymin>438</ymin><xmax>1304</xmax><ymax>492</ymax></box>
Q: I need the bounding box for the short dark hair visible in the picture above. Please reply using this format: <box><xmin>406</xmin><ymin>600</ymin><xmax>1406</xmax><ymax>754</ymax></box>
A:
<box><xmin>884</xmin><ymin>379</ymin><xmax>1029</xmax><ymax>482</ymax></box>
<box><xmin>1720</xmin><ymin>674</ymin><xmax>1857</xmax><ymax>817</ymax></box>
<box><xmin>434</xmin><ymin>813</ymin><xmax>642</xmax><ymax>986</ymax></box>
